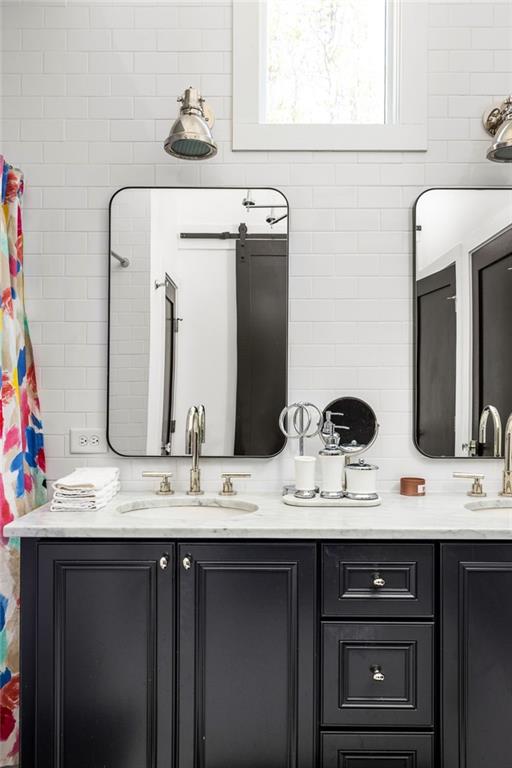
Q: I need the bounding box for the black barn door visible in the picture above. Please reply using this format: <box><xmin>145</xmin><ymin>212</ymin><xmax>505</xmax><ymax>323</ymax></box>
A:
<box><xmin>234</xmin><ymin>237</ymin><xmax>287</xmax><ymax>455</ymax></box>
<box><xmin>472</xmin><ymin>228</ymin><xmax>512</xmax><ymax>453</ymax></box>
<box><xmin>416</xmin><ymin>263</ymin><xmax>456</xmax><ymax>456</ymax></box>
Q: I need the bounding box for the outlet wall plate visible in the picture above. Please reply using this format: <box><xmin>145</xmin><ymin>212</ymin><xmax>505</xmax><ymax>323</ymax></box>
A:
<box><xmin>70</xmin><ymin>428</ymin><xmax>108</xmax><ymax>454</ymax></box>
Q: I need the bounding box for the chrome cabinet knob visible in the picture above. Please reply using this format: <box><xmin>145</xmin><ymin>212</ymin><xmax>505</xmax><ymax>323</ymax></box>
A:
<box><xmin>371</xmin><ymin>665</ymin><xmax>385</xmax><ymax>682</ymax></box>
<box><xmin>182</xmin><ymin>556</ymin><xmax>192</xmax><ymax>570</ymax></box>
<box><xmin>159</xmin><ymin>554</ymin><xmax>170</xmax><ymax>570</ymax></box>
<box><xmin>372</xmin><ymin>573</ymin><xmax>386</xmax><ymax>588</ymax></box>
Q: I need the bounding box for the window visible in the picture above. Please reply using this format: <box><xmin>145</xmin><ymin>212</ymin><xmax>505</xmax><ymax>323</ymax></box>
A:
<box><xmin>265</xmin><ymin>0</ymin><xmax>387</xmax><ymax>125</ymax></box>
<box><xmin>233</xmin><ymin>0</ymin><xmax>427</xmax><ymax>152</ymax></box>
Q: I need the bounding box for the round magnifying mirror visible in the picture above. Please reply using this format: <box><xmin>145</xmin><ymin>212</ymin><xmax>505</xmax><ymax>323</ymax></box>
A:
<box><xmin>323</xmin><ymin>397</ymin><xmax>379</xmax><ymax>456</ymax></box>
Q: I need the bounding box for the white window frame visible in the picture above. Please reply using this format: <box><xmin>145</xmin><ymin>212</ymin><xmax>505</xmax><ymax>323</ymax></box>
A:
<box><xmin>233</xmin><ymin>0</ymin><xmax>427</xmax><ymax>152</ymax></box>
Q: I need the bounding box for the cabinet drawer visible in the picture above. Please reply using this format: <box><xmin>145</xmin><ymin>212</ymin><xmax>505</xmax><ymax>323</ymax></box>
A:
<box><xmin>322</xmin><ymin>544</ymin><xmax>434</xmax><ymax>617</ymax></box>
<box><xmin>321</xmin><ymin>732</ymin><xmax>434</xmax><ymax>767</ymax></box>
<box><xmin>322</xmin><ymin>622</ymin><xmax>433</xmax><ymax>727</ymax></box>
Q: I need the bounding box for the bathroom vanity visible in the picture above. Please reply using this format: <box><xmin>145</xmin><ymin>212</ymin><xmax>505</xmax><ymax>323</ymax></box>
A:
<box><xmin>9</xmin><ymin>492</ymin><xmax>512</xmax><ymax>768</ymax></box>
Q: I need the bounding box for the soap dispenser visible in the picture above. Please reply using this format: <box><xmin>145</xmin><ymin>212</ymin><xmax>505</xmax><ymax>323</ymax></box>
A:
<box><xmin>319</xmin><ymin>411</ymin><xmax>346</xmax><ymax>499</ymax></box>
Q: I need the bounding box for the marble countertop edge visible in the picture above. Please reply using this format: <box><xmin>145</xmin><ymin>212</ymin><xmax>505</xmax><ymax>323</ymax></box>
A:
<box><xmin>5</xmin><ymin>490</ymin><xmax>512</xmax><ymax>540</ymax></box>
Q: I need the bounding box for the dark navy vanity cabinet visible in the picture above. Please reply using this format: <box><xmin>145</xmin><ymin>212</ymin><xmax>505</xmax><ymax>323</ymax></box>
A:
<box><xmin>22</xmin><ymin>542</ymin><xmax>175</xmax><ymax>768</ymax></box>
<box><xmin>176</xmin><ymin>543</ymin><xmax>316</xmax><ymax>768</ymax></box>
<box><xmin>442</xmin><ymin>544</ymin><xmax>512</xmax><ymax>768</ymax></box>
<box><xmin>21</xmin><ymin>540</ymin><xmax>316</xmax><ymax>768</ymax></box>
<box><xmin>20</xmin><ymin>539</ymin><xmax>512</xmax><ymax>767</ymax></box>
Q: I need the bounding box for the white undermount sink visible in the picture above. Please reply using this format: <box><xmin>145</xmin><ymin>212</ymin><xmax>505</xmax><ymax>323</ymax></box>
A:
<box><xmin>117</xmin><ymin>496</ymin><xmax>259</xmax><ymax>521</ymax></box>
<box><xmin>465</xmin><ymin>498</ymin><xmax>512</xmax><ymax>512</ymax></box>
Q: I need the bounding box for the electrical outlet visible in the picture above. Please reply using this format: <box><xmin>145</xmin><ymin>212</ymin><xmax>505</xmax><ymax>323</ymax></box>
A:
<box><xmin>70</xmin><ymin>428</ymin><xmax>108</xmax><ymax>454</ymax></box>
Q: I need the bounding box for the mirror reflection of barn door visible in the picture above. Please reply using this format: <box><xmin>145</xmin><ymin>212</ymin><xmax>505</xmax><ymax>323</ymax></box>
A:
<box><xmin>161</xmin><ymin>275</ymin><xmax>178</xmax><ymax>455</ymax></box>
<box><xmin>416</xmin><ymin>264</ymin><xmax>456</xmax><ymax>456</ymax></box>
<box><xmin>234</xmin><ymin>237</ymin><xmax>287</xmax><ymax>456</ymax></box>
<box><xmin>472</xmin><ymin>228</ymin><xmax>512</xmax><ymax>455</ymax></box>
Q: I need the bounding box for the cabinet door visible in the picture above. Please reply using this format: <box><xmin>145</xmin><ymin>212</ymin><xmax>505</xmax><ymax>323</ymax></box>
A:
<box><xmin>442</xmin><ymin>544</ymin><xmax>512</xmax><ymax>768</ymax></box>
<box><xmin>26</xmin><ymin>541</ymin><xmax>174</xmax><ymax>768</ymax></box>
<box><xmin>177</xmin><ymin>543</ymin><xmax>316</xmax><ymax>768</ymax></box>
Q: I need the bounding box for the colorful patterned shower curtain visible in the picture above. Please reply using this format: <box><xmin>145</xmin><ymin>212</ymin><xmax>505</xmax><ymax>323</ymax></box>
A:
<box><xmin>0</xmin><ymin>157</ymin><xmax>46</xmax><ymax>766</ymax></box>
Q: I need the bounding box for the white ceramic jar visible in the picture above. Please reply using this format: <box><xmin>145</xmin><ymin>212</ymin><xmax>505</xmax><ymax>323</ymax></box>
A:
<box><xmin>344</xmin><ymin>459</ymin><xmax>379</xmax><ymax>500</ymax></box>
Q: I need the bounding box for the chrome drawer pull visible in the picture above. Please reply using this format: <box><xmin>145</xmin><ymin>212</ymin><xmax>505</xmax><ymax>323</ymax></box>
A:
<box><xmin>159</xmin><ymin>554</ymin><xmax>170</xmax><ymax>570</ymax></box>
<box><xmin>372</xmin><ymin>572</ymin><xmax>386</xmax><ymax>588</ymax></box>
<box><xmin>182</xmin><ymin>556</ymin><xmax>192</xmax><ymax>570</ymax></box>
<box><xmin>371</xmin><ymin>665</ymin><xmax>385</xmax><ymax>682</ymax></box>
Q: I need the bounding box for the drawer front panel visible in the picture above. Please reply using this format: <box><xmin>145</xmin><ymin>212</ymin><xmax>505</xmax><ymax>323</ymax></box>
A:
<box><xmin>322</xmin><ymin>544</ymin><xmax>434</xmax><ymax>617</ymax></box>
<box><xmin>321</xmin><ymin>732</ymin><xmax>434</xmax><ymax>768</ymax></box>
<box><xmin>322</xmin><ymin>622</ymin><xmax>433</xmax><ymax>727</ymax></box>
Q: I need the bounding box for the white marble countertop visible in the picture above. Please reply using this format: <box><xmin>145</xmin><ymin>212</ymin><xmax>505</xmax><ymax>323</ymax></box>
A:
<box><xmin>5</xmin><ymin>490</ymin><xmax>512</xmax><ymax>539</ymax></box>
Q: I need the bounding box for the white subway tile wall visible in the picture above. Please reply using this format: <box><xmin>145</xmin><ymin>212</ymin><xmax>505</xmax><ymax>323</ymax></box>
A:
<box><xmin>1</xmin><ymin>0</ymin><xmax>511</xmax><ymax>494</ymax></box>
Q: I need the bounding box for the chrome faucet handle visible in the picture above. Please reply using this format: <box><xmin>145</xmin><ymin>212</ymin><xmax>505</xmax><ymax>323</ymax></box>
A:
<box><xmin>142</xmin><ymin>471</ymin><xmax>174</xmax><ymax>495</ymax></box>
<box><xmin>500</xmin><ymin>414</ymin><xmax>512</xmax><ymax>497</ymax></box>
<box><xmin>219</xmin><ymin>473</ymin><xmax>251</xmax><ymax>496</ymax></box>
<box><xmin>453</xmin><ymin>472</ymin><xmax>486</xmax><ymax>497</ymax></box>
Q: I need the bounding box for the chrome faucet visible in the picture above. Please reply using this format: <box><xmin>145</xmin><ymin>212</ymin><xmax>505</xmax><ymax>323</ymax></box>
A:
<box><xmin>479</xmin><ymin>404</ymin><xmax>503</xmax><ymax>458</ymax></box>
<box><xmin>501</xmin><ymin>413</ymin><xmax>512</xmax><ymax>497</ymax></box>
<box><xmin>185</xmin><ymin>405</ymin><xmax>205</xmax><ymax>495</ymax></box>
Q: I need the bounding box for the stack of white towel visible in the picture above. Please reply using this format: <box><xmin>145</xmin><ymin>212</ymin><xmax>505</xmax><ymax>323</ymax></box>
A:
<box><xmin>50</xmin><ymin>467</ymin><xmax>120</xmax><ymax>511</ymax></box>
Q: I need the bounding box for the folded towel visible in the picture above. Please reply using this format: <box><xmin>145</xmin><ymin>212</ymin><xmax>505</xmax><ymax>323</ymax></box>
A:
<box><xmin>52</xmin><ymin>483</ymin><xmax>118</xmax><ymax>500</ymax></box>
<box><xmin>50</xmin><ymin>495</ymin><xmax>119</xmax><ymax>511</ymax></box>
<box><xmin>51</xmin><ymin>467</ymin><xmax>121</xmax><ymax>512</ymax></box>
<box><xmin>53</xmin><ymin>467</ymin><xmax>120</xmax><ymax>493</ymax></box>
<box><xmin>52</xmin><ymin>483</ymin><xmax>119</xmax><ymax>507</ymax></box>
<box><xmin>50</xmin><ymin>480</ymin><xmax>120</xmax><ymax>512</ymax></box>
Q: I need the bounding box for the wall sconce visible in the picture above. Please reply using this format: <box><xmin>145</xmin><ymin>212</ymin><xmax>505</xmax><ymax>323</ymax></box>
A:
<box><xmin>483</xmin><ymin>96</ymin><xmax>512</xmax><ymax>162</ymax></box>
<box><xmin>164</xmin><ymin>87</ymin><xmax>217</xmax><ymax>160</ymax></box>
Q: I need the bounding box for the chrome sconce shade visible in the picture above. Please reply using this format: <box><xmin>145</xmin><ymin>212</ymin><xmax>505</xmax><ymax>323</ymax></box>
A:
<box><xmin>164</xmin><ymin>87</ymin><xmax>217</xmax><ymax>161</ymax></box>
<box><xmin>483</xmin><ymin>96</ymin><xmax>512</xmax><ymax>162</ymax></box>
